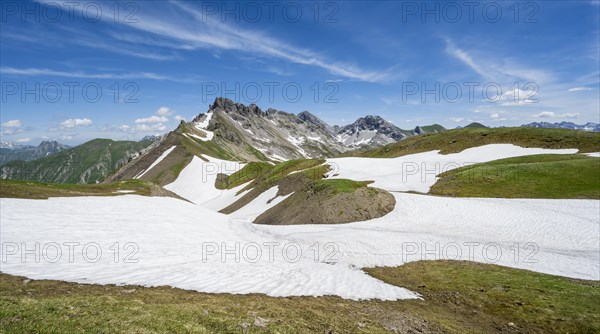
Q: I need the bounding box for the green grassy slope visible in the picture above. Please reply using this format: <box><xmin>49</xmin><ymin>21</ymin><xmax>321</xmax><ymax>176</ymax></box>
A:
<box><xmin>1</xmin><ymin>261</ymin><xmax>597</xmax><ymax>333</ymax></box>
<box><xmin>420</xmin><ymin>124</ymin><xmax>446</xmax><ymax>133</ymax></box>
<box><xmin>0</xmin><ymin>179</ymin><xmax>179</xmax><ymax>199</ymax></box>
<box><xmin>344</xmin><ymin>127</ymin><xmax>600</xmax><ymax>158</ymax></box>
<box><xmin>464</xmin><ymin>122</ymin><xmax>488</xmax><ymax>128</ymax></box>
<box><xmin>0</xmin><ymin>139</ymin><xmax>152</xmax><ymax>184</ymax></box>
<box><xmin>430</xmin><ymin>154</ymin><xmax>600</xmax><ymax>199</ymax></box>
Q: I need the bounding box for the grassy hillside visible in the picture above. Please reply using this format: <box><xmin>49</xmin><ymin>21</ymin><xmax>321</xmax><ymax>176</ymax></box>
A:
<box><xmin>420</xmin><ymin>124</ymin><xmax>446</xmax><ymax>133</ymax></box>
<box><xmin>0</xmin><ymin>179</ymin><xmax>180</xmax><ymax>199</ymax></box>
<box><xmin>345</xmin><ymin>127</ymin><xmax>600</xmax><ymax>158</ymax></box>
<box><xmin>430</xmin><ymin>154</ymin><xmax>600</xmax><ymax>199</ymax></box>
<box><xmin>1</xmin><ymin>261</ymin><xmax>597</xmax><ymax>333</ymax></box>
<box><xmin>219</xmin><ymin>159</ymin><xmax>328</xmax><ymax>214</ymax></box>
<box><xmin>106</xmin><ymin>121</ymin><xmax>277</xmax><ymax>187</ymax></box>
<box><xmin>464</xmin><ymin>122</ymin><xmax>487</xmax><ymax>128</ymax></box>
<box><xmin>254</xmin><ymin>179</ymin><xmax>394</xmax><ymax>225</ymax></box>
<box><xmin>0</xmin><ymin>139</ymin><xmax>152</xmax><ymax>184</ymax></box>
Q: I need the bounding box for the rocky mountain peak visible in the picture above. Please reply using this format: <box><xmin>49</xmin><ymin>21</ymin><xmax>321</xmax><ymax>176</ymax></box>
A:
<box><xmin>209</xmin><ymin>97</ymin><xmax>264</xmax><ymax>116</ymax></box>
<box><xmin>297</xmin><ymin>111</ymin><xmax>331</xmax><ymax>133</ymax></box>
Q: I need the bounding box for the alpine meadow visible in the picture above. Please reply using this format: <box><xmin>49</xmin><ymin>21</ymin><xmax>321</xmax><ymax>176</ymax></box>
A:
<box><xmin>1</xmin><ymin>1</ymin><xmax>599</xmax><ymax>333</ymax></box>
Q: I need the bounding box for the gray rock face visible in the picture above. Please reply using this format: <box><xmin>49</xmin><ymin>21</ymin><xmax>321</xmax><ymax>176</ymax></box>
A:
<box><xmin>193</xmin><ymin>98</ymin><xmax>347</xmax><ymax>160</ymax></box>
<box><xmin>335</xmin><ymin>115</ymin><xmax>413</xmax><ymax>147</ymax></box>
<box><xmin>184</xmin><ymin>97</ymin><xmax>447</xmax><ymax>160</ymax></box>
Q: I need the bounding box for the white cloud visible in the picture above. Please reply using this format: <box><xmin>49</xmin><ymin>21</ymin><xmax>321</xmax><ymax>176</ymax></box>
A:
<box><xmin>568</xmin><ymin>87</ymin><xmax>593</xmax><ymax>92</ymax></box>
<box><xmin>174</xmin><ymin>115</ymin><xmax>186</xmax><ymax>122</ymax></box>
<box><xmin>60</xmin><ymin>118</ymin><xmax>93</xmax><ymax>129</ymax></box>
<box><xmin>499</xmin><ymin>88</ymin><xmax>538</xmax><ymax>106</ymax></box>
<box><xmin>156</xmin><ymin>107</ymin><xmax>172</xmax><ymax>116</ymax></box>
<box><xmin>532</xmin><ymin>111</ymin><xmax>580</xmax><ymax>119</ymax></box>
<box><xmin>2</xmin><ymin>119</ymin><xmax>21</xmax><ymax>128</ymax></box>
<box><xmin>135</xmin><ymin>115</ymin><xmax>168</xmax><ymax>123</ymax></box>
<box><xmin>135</xmin><ymin>123</ymin><xmax>167</xmax><ymax>132</ymax></box>
<box><xmin>16</xmin><ymin>137</ymin><xmax>31</xmax><ymax>143</ymax></box>
<box><xmin>0</xmin><ymin>128</ymin><xmax>24</xmax><ymax>135</ymax></box>
<box><xmin>490</xmin><ymin>113</ymin><xmax>500</xmax><ymax>119</ymax></box>
<box><xmin>450</xmin><ymin>117</ymin><xmax>464</xmax><ymax>122</ymax></box>
<box><xmin>59</xmin><ymin>134</ymin><xmax>75</xmax><ymax>141</ymax></box>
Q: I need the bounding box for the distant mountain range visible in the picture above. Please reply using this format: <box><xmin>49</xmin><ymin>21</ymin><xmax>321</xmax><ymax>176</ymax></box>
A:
<box><xmin>522</xmin><ymin>121</ymin><xmax>600</xmax><ymax>132</ymax></box>
<box><xmin>3</xmin><ymin>97</ymin><xmax>598</xmax><ymax>184</ymax></box>
<box><xmin>1</xmin><ymin>139</ymin><xmax>154</xmax><ymax>184</ymax></box>
<box><xmin>0</xmin><ymin>141</ymin><xmax>69</xmax><ymax>165</ymax></box>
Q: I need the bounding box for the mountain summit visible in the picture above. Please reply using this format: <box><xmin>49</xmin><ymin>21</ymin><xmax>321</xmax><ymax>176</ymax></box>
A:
<box><xmin>105</xmin><ymin>97</ymin><xmax>446</xmax><ymax>185</ymax></box>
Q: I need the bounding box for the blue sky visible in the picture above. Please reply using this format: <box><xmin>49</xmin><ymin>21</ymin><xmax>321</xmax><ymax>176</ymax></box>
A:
<box><xmin>1</xmin><ymin>0</ymin><xmax>599</xmax><ymax>145</ymax></box>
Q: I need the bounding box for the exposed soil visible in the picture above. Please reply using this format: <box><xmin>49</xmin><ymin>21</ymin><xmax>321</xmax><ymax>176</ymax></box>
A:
<box><xmin>254</xmin><ymin>184</ymin><xmax>396</xmax><ymax>225</ymax></box>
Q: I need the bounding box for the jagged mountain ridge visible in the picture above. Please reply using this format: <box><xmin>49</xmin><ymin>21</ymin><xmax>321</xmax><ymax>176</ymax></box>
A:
<box><xmin>196</xmin><ymin>97</ymin><xmax>446</xmax><ymax>157</ymax></box>
<box><xmin>0</xmin><ymin>140</ymin><xmax>69</xmax><ymax>165</ymax></box>
<box><xmin>522</xmin><ymin>121</ymin><xmax>600</xmax><ymax>132</ymax></box>
<box><xmin>106</xmin><ymin>97</ymin><xmax>446</xmax><ymax>186</ymax></box>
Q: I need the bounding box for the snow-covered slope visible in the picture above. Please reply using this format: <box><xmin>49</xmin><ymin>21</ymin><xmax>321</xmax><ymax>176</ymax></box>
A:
<box><xmin>1</xmin><ymin>191</ymin><xmax>597</xmax><ymax>300</ymax></box>
<box><xmin>164</xmin><ymin>155</ymin><xmax>245</xmax><ymax>209</ymax></box>
<box><xmin>1</xmin><ymin>144</ymin><xmax>598</xmax><ymax>300</ymax></box>
<box><xmin>328</xmin><ymin>144</ymin><xmax>579</xmax><ymax>193</ymax></box>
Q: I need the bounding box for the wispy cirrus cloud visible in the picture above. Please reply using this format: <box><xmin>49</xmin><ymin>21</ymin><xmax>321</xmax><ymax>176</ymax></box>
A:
<box><xmin>0</xmin><ymin>67</ymin><xmax>197</xmax><ymax>83</ymax></box>
<box><xmin>445</xmin><ymin>39</ymin><xmax>553</xmax><ymax>84</ymax></box>
<box><xmin>35</xmin><ymin>0</ymin><xmax>395</xmax><ymax>82</ymax></box>
<box><xmin>568</xmin><ymin>87</ymin><xmax>593</xmax><ymax>92</ymax></box>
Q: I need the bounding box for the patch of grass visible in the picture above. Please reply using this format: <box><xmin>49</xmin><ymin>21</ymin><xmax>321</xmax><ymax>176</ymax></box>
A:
<box><xmin>430</xmin><ymin>154</ymin><xmax>600</xmax><ymax>199</ymax></box>
<box><xmin>367</xmin><ymin>261</ymin><xmax>600</xmax><ymax>333</ymax></box>
<box><xmin>1</xmin><ymin>261</ymin><xmax>598</xmax><ymax>333</ymax></box>
<box><xmin>0</xmin><ymin>179</ymin><xmax>154</xmax><ymax>199</ymax></box>
<box><xmin>345</xmin><ymin>127</ymin><xmax>600</xmax><ymax>158</ymax></box>
<box><xmin>314</xmin><ymin>178</ymin><xmax>372</xmax><ymax>194</ymax></box>
<box><xmin>215</xmin><ymin>162</ymin><xmax>273</xmax><ymax>190</ymax></box>
<box><xmin>420</xmin><ymin>124</ymin><xmax>446</xmax><ymax>133</ymax></box>
<box><xmin>170</xmin><ymin>156</ymin><xmax>190</xmax><ymax>179</ymax></box>
<box><xmin>264</xmin><ymin>159</ymin><xmax>325</xmax><ymax>184</ymax></box>
<box><xmin>299</xmin><ymin>163</ymin><xmax>330</xmax><ymax>181</ymax></box>
<box><xmin>464</xmin><ymin>122</ymin><xmax>487</xmax><ymax>128</ymax></box>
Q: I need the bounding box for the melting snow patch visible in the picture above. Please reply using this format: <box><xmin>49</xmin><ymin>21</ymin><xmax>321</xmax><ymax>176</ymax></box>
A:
<box><xmin>164</xmin><ymin>155</ymin><xmax>245</xmax><ymax>207</ymax></box>
<box><xmin>186</xmin><ymin>132</ymin><xmax>213</xmax><ymax>142</ymax></box>
<box><xmin>1</xmin><ymin>193</ymin><xmax>597</xmax><ymax>300</ymax></box>
<box><xmin>2</xmin><ymin>144</ymin><xmax>598</xmax><ymax>300</ymax></box>
<box><xmin>195</xmin><ymin>111</ymin><xmax>213</xmax><ymax>129</ymax></box>
<box><xmin>328</xmin><ymin>144</ymin><xmax>579</xmax><ymax>193</ymax></box>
